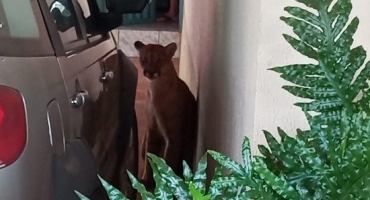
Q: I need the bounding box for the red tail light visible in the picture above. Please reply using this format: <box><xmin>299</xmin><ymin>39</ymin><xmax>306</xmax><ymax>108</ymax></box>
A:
<box><xmin>0</xmin><ymin>86</ymin><xmax>26</xmax><ymax>169</ymax></box>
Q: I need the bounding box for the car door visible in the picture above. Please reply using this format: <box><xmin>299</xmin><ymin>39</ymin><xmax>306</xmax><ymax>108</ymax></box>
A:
<box><xmin>0</xmin><ymin>0</ymin><xmax>71</xmax><ymax>199</ymax></box>
<box><xmin>40</xmin><ymin>0</ymin><xmax>138</xmax><ymax>199</ymax></box>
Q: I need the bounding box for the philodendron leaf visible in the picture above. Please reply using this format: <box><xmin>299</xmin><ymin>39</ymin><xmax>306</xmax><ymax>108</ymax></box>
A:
<box><xmin>253</xmin><ymin>157</ymin><xmax>300</xmax><ymax>200</ymax></box>
<box><xmin>189</xmin><ymin>182</ymin><xmax>211</xmax><ymax>200</ymax></box>
<box><xmin>183</xmin><ymin>161</ymin><xmax>194</xmax><ymax>184</ymax></box>
<box><xmin>127</xmin><ymin>171</ymin><xmax>156</xmax><ymax>200</ymax></box>
<box><xmin>193</xmin><ymin>153</ymin><xmax>208</xmax><ymax>194</ymax></box>
<box><xmin>148</xmin><ymin>158</ymin><xmax>173</xmax><ymax>200</ymax></box>
<box><xmin>147</xmin><ymin>153</ymin><xmax>191</xmax><ymax>199</ymax></box>
<box><xmin>97</xmin><ymin>176</ymin><xmax>128</xmax><ymax>200</ymax></box>
<box><xmin>207</xmin><ymin>150</ymin><xmax>246</xmax><ymax>178</ymax></box>
<box><xmin>242</xmin><ymin>137</ymin><xmax>252</xmax><ymax>179</ymax></box>
<box><xmin>75</xmin><ymin>191</ymin><xmax>90</xmax><ymax>200</ymax></box>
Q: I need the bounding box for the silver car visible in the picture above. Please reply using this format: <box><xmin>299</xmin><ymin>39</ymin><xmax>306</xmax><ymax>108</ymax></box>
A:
<box><xmin>0</xmin><ymin>0</ymin><xmax>148</xmax><ymax>199</ymax></box>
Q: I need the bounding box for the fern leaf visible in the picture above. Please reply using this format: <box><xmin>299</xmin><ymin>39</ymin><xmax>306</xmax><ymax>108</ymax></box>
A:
<box><xmin>208</xmin><ymin>166</ymin><xmax>224</xmax><ymax>200</ymax></box>
<box><xmin>283</xmin><ymin>34</ymin><xmax>318</xmax><ymax>59</ymax></box>
<box><xmin>295</xmin><ymin>98</ymin><xmax>342</xmax><ymax>112</ymax></box>
<box><xmin>207</xmin><ymin>150</ymin><xmax>246</xmax><ymax>177</ymax></box>
<box><xmin>127</xmin><ymin>171</ymin><xmax>156</xmax><ymax>200</ymax></box>
<box><xmin>296</xmin><ymin>0</ymin><xmax>331</xmax><ymax>10</ymax></box>
<box><xmin>223</xmin><ymin>186</ymin><xmax>238</xmax><ymax>199</ymax></box>
<box><xmin>272</xmin><ymin>0</ymin><xmax>369</xmax><ymax>129</ymax></box>
<box><xmin>147</xmin><ymin>158</ymin><xmax>173</xmax><ymax>200</ymax></box>
<box><xmin>263</xmin><ymin>130</ymin><xmax>282</xmax><ymax>154</ymax></box>
<box><xmin>75</xmin><ymin>191</ymin><xmax>90</xmax><ymax>200</ymax></box>
<box><xmin>193</xmin><ymin>153</ymin><xmax>208</xmax><ymax>194</ymax></box>
<box><xmin>183</xmin><ymin>161</ymin><xmax>194</xmax><ymax>185</ymax></box>
<box><xmin>189</xmin><ymin>182</ymin><xmax>211</xmax><ymax>200</ymax></box>
<box><xmin>280</xmin><ymin>16</ymin><xmax>323</xmax><ymax>48</ymax></box>
<box><xmin>242</xmin><ymin>137</ymin><xmax>253</xmax><ymax>179</ymax></box>
<box><xmin>98</xmin><ymin>176</ymin><xmax>128</xmax><ymax>200</ymax></box>
<box><xmin>211</xmin><ymin>176</ymin><xmax>248</xmax><ymax>188</ymax></box>
<box><xmin>284</xmin><ymin>6</ymin><xmax>322</xmax><ymax>28</ymax></box>
<box><xmin>253</xmin><ymin>157</ymin><xmax>301</xmax><ymax>200</ymax></box>
<box><xmin>147</xmin><ymin>154</ymin><xmax>191</xmax><ymax>199</ymax></box>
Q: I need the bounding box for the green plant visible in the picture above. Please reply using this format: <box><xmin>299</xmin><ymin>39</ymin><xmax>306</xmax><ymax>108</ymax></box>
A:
<box><xmin>76</xmin><ymin>0</ymin><xmax>370</xmax><ymax>199</ymax></box>
<box><xmin>271</xmin><ymin>0</ymin><xmax>370</xmax><ymax>129</ymax></box>
<box><xmin>78</xmin><ymin>115</ymin><xmax>370</xmax><ymax>199</ymax></box>
<box><xmin>75</xmin><ymin>176</ymin><xmax>128</xmax><ymax>200</ymax></box>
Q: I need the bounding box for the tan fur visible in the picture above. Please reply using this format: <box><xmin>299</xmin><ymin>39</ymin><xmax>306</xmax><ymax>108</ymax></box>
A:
<box><xmin>134</xmin><ymin>41</ymin><xmax>198</xmax><ymax>190</ymax></box>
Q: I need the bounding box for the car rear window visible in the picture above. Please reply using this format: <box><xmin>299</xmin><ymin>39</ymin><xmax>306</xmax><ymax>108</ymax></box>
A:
<box><xmin>0</xmin><ymin>0</ymin><xmax>54</xmax><ymax>57</ymax></box>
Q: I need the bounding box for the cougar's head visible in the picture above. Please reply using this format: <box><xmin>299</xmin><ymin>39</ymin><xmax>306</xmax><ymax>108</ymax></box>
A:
<box><xmin>134</xmin><ymin>41</ymin><xmax>177</xmax><ymax>80</ymax></box>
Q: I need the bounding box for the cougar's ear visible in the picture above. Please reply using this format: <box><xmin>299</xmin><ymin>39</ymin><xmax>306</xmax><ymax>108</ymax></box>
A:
<box><xmin>164</xmin><ymin>43</ymin><xmax>177</xmax><ymax>58</ymax></box>
<box><xmin>134</xmin><ymin>41</ymin><xmax>146</xmax><ymax>51</ymax></box>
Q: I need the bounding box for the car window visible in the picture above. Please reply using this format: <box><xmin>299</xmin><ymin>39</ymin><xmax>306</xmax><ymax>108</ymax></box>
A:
<box><xmin>76</xmin><ymin>0</ymin><xmax>99</xmax><ymax>39</ymax></box>
<box><xmin>48</xmin><ymin>0</ymin><xmax>87</xmax><ymax>51</ymax></box>
<box><xmin>0</xmin><ymin>0</ymin><xmax>54</xmax><ymax>56</ymax></box>
<box><xmin>47</xmin><ymin>0</ymin><xmax>107</xmax><ymax>53</ymax></box>
<box><xmin>75</xmin><ymin>0</ymin><xmax>109</xmax><ymax>43</ymax></box>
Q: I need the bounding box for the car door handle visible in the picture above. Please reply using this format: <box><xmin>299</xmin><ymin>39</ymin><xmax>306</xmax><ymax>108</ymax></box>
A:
<box><xmin>100</xmin><ymin>70</ymin><xmax>114</xmax><ymax>83</ymax></box>
<box><xmin>70</xmin><ymin>90</ymin><xmax>89</xmax><ymax>108</ymax></box>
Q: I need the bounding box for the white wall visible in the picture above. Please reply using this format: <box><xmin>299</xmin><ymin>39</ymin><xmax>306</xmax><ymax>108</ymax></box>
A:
<box><xmin>180</xmin><ymin>0</ymin><xmax>260</xmax><ymax>162</ymax></box>
<box><xmin>179</xmin><ymin>0</ymin><xmax>370</xmax><ymax>162</ymax></box>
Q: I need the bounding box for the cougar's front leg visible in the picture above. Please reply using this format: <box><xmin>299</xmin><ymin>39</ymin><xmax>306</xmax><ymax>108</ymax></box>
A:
<box><xmin>160</xmin><ymin>117</ymin><xmax>181</xmax><ymax>162</ymax></box>
<box><xmin>141</xmin><ymin>129</ymin><xmax>164</xmax><ymax>193</ymax></box>
<box><xmin>162</xmin><ymin>129</ymin><xmax>183</xmax><ymax>176</ymax></box>
<box><xmin>141</xmin><ymin>101</ymin><xmax>157</xmax><ymax>181</ymax></box>
<box><xmin>141</xmin><ymin>129</ymin><xmax>160</xmax><ymax>179</ymax></box>
<box><xmin>141</xmin><ymin>115</ymin><xmax>162</xmax><ymax>189</ymax></box>
<box><xmin>141</xmin><ymin>133</ymin><xmax>147</xmax><ymax>161</ymax></box>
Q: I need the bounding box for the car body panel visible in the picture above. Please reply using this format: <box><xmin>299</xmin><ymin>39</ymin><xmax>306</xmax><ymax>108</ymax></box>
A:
<box><xmin>50</xmin><ymin>139</ymin><xmax>108</xmax><ymax>200</ymax></box>
<box><xmin>0</xmin><ymin>56</ymin><xmax>69</xmax><ymax>199</ymax></box>
<box><xmin>57</xmin><ymin>39</ymin><xmax>139</xmax><ymax>197</ymax></box>
<box><xmin>47</xmin><ymin>100</ymin><xmax>66</xmax><ymax>157</ymax></box>
<box><xmin>0</xmin><ymin>0</ymin><xmax>139</xmax><ymax>199</ymax></box>
<box><xmin>56</xmin><ymin>37</ymin><xmax>116</xmax><ymax>140</ymax></box>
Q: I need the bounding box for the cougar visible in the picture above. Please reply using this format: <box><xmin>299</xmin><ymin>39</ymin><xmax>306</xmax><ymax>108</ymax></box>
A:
<box><xmin>134</xmin><ymin>41</ymin><xmax>197</xmax><ymax>190</ymax></box>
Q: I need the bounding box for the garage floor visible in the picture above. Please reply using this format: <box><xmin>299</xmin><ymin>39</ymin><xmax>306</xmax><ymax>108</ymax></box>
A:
<box><xmin>130</xmin><ymin>57</ymin><xmax>180</xmax><ymax>179</ymax></box>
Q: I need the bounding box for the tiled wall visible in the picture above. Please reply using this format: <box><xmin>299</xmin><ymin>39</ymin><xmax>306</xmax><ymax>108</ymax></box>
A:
<box><xmin>117</xmin><ymin>29</ymin><xmax>181</xmax><ymax>58</ymax></box>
